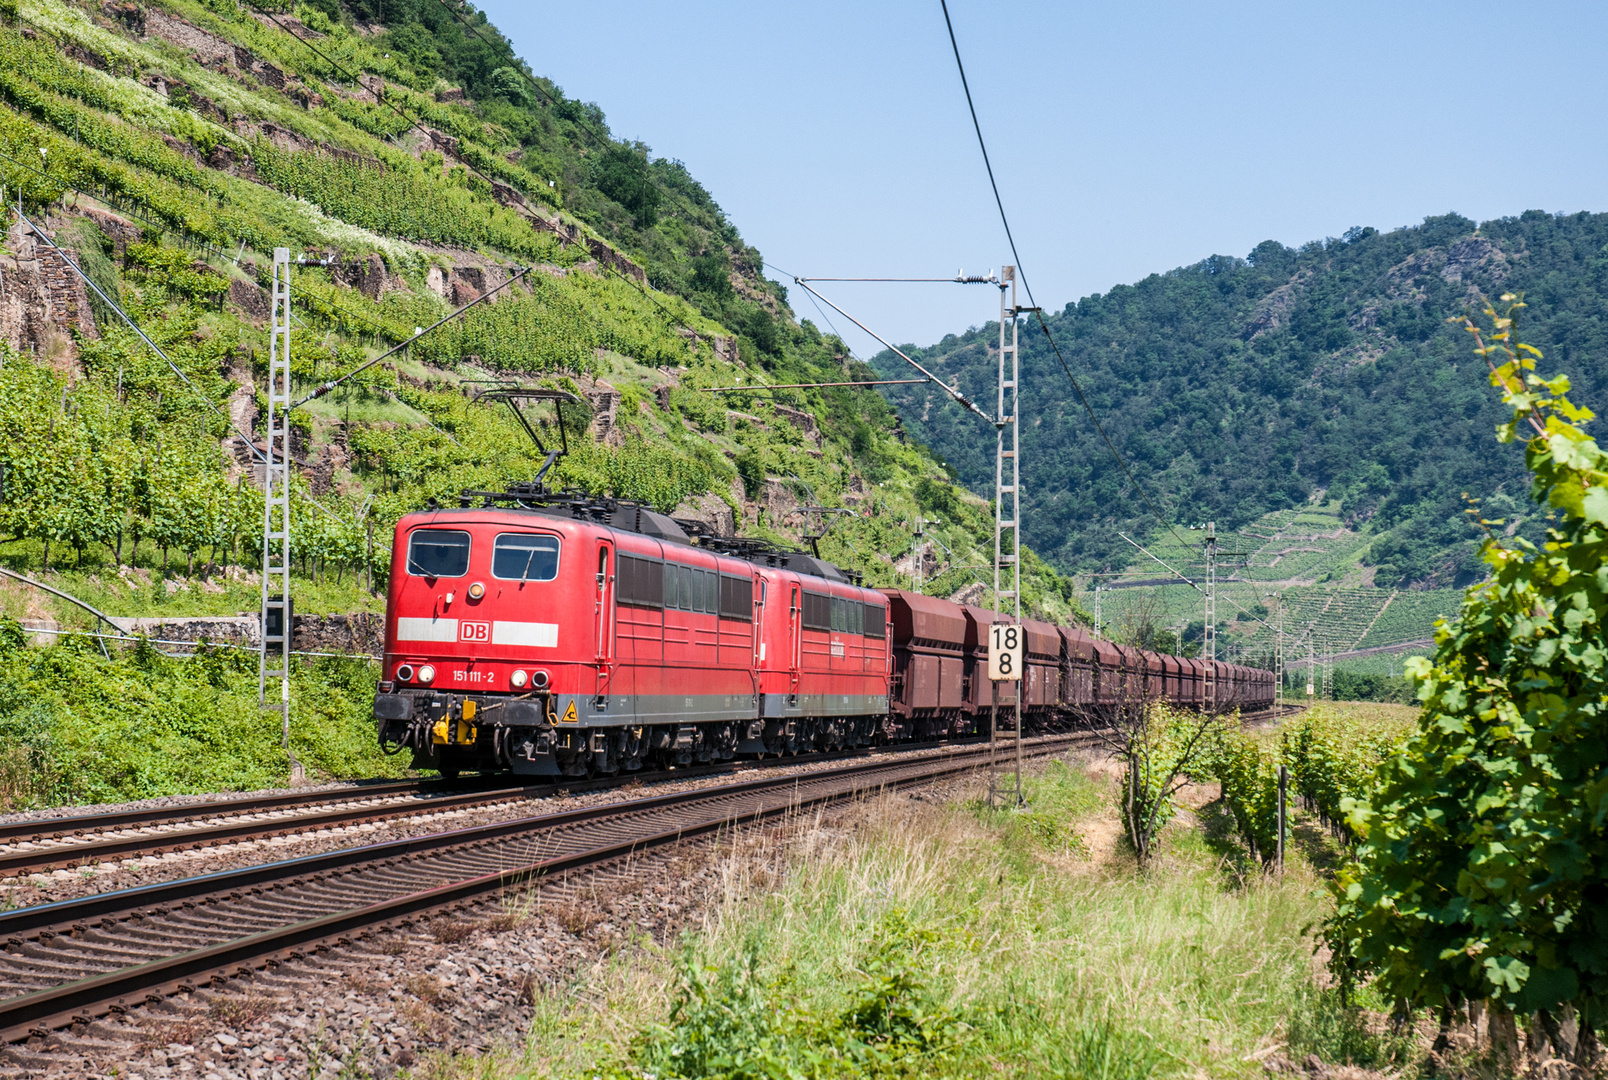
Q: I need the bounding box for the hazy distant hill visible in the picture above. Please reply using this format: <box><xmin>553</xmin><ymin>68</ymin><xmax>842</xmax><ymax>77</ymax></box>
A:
<box><xmin>876</xmin><ymin>211</ymin><xmax>1608</xmax><ymax>587</ymax></box>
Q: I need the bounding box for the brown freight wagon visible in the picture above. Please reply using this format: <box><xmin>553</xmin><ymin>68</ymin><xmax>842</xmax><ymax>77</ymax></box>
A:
<box><xmin>1059</xmin><ymin>624</ymin><xmax>1097</xmax><ymax>713</ymax></box>
<box><xmin>1021</xmin><ymin>616</ymin><xmax>1062</xmax><ymax>715</ymax></box>
<box><xmin>881</xmin><ymin>589</ymin><xmax>968</xmax><ymax>738</ymax></box>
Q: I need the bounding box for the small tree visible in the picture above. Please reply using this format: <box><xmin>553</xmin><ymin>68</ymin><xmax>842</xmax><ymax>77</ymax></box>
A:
<box><xmin>1325</xmin><ymin>295</ymin><xmax>1608</xmax><ymax>1064</ymax></box>
<box><xmin>1094</xmin><ymin>694</ymin><xmax>1225</xmax><ymax>867</ymax></box>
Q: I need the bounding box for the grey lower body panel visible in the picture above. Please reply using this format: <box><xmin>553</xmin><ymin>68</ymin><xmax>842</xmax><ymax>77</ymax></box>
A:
<box><xmin>547</xmin><ymin>692</ymin><xmax>890</xmax><ymax>728</ymax></box>
<box><xmin>797</xmin><ymin>693</ymin><xmax>887</xmax><ymax>717</ymax></box>
<box><xmin>550</xmin><ymin>692</ymin><xmax>756</xmax><ymax>727</ymax></box>
<box><xmin>760</xmin><ymin>693</ymin><xmax>797</xmax><ymax>719</ymax></box>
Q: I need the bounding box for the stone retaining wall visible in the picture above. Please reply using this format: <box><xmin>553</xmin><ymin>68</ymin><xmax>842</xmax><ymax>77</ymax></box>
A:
<box><xmin>23</xmin><ymin>613</ymin><xmax>385</xmax><ymax>656</ymax></box>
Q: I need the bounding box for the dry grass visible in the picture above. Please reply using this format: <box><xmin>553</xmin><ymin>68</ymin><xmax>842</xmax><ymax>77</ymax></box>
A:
<box><xmin>207</xmin><ymin>993</ymin><xmax>278</xmax><ymax>1026</ymax></box>
<box><xmin>430</xmin><ymin>918</ymin><xmax>479</xmax><ymax>945</ymax></box>
<box><xmin>492</xmin><ymin>757</ymin><xmax>1387</xmax><ymax>1079</ymax></box>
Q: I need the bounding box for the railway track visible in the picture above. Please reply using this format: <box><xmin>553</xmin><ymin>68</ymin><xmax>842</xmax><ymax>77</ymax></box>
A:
<box><xmin>0</xmin><ymin>732</ymin><xmax>1091</xmax><ymax>1044</ymax></box>
<box><xmin>0</xmin><ymin>739</ymin><xmax>984</xmax><ymax>878</ymax></box>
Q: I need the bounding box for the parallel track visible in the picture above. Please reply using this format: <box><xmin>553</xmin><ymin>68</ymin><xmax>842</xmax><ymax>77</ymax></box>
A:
<box><xmin>0</xmin><ymin>739</ymin><xmax>981</xmax><ymax>877</ymax></box>
<box><xmin>0</xmin><ymin>733</ymin><xmax>1091</xmax><ymax>1043</ymax></box>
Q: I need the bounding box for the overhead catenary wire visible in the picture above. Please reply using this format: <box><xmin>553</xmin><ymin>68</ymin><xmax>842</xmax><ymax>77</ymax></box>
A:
<box><xmin>937</xmin><ymin>0</ymin><xmax>1196</xmax><ymax>557</ymax></box>
<box><xmin>767</xmin><ymin>261</ymin><xmax>868</xmax><ymax>363</ymax></box>
<box><xmin>423</xmin><ymin>0</ymin><xmax>804</xmax><ymax>362</ymax></box>
<box><xmin>247</xmin><ymin>2</ymin><xmax>514</xmax><ymax>201</ymax></box>
<box><xmin>0</xmin><ymin>565</ymin><xmax>116</xmax><ymax>658</ymax></box>
<box><xmin>0</xmin><ymin>147</ymin><xmax>432</xmax><ymax>352</ymax></box>
<box><xmin>14</xmin><ymin>623</ymin><xmax>378</xmax><ymax>660</ymax></box>
<box><xmin>795</xmin><ymin>275</ymin><xmax>998</xmax><ymax>283</ymax></box>
<box><xmin>786</xmin><ymin>276</ymin><xmax>990</xmax><ymax>423</ymax></box>
<box><xmin>13</xmin><ymin>205</ymin><xmax>356</xmax><ymax>518</ymax></box>
<box><xmin>424</xmin><ymin>0</ymin><xmax>613</xmax><ymax>156</ymax></box>
<box><xmin>1116</xmin><ymin>532</ymin><xmax>1273</xmax><ymax>631</ymax></box>
<box><xmin>700</xmin><ymin>379</ymin><xmax>927</xmax><ymax>393</ymax></box>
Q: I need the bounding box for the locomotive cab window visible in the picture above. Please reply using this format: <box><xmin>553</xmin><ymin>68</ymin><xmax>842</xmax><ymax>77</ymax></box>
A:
<box><xmin>406</xmin><ymin>529</ymin><xmax>471</xmax><ymax>578</ymax></box>
<box><xmin>491</xmin><ymin>534</ymin><xmax>560</xmax><ymax>581</ymax></box>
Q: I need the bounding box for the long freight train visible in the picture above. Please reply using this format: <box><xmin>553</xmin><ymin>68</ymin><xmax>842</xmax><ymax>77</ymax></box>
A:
<box><xmin>372</xmin><ymin>488</ymin><xmax>1275</xmax><ymax>778</ymax></box>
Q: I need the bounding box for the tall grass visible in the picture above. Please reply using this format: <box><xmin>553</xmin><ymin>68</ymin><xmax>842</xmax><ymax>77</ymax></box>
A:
<box><xmin>490</xmin><ymin>759</ymin><xmax>1414</xmax><ymax>1079</ymax></box>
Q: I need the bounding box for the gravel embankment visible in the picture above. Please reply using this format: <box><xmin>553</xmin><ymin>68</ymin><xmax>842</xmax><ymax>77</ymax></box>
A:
<box><xmin>2</xmin><ymin>773</ymin><xmax>996</xmax><ymax>1079</ymax></box>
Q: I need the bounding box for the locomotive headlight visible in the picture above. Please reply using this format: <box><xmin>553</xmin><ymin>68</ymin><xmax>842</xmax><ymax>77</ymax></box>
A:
<box><xmin>510</xmin><ymin>669</ymin><xmax>529</xmax><ymax>689</ymax></box>
<box><xmin>467</xmin><ymin>581</ymin><xmax>485</xmax><ymax>600</ymax></box>
<box><xmin>531</xmin><ymin>669</ymin><xmax>550</xmax><ymax>690</ymax></box>
<box><xmin>417</xmin><ymin>664</ymin><xmax>436</xmax><ymax>684</ymax></box>
<box><xmin>396</xmin><ymin>664</ymin><xmax>415</xmax><ymax>682</ymax></box>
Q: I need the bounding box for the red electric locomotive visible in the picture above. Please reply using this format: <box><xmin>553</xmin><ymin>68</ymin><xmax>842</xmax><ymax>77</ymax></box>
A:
<box><xmin>373</xmin><ymin>486</ymin><xmax>892</xmax><ymax>779</ymax></box>
<box><xmin>373</xmin><ymin>484</ymin><xmax>1278</xmax><ymax>779</ymax></box>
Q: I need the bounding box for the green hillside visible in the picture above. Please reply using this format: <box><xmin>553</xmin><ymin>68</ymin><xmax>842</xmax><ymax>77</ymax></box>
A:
<box><xmin>877</xmin><ymin>212</ymin><xmax>1608</xmax><ymax>589</ymax></box>
<box><xmin>0</xmin><ymin>0</ymin><xmax>1082</xmax><ymax>631</ymax></box>
<box><xmin>1084</xmin><ymin>500</ymin><xmax>1457</xmax><ymax>670</ymax></box>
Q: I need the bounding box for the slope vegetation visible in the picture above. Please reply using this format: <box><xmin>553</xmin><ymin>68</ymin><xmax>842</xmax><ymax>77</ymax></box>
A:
<box><xmin>0</xmin><ymin>0</ymin><xmax>1079</xmax><ymax>631</ymax></box>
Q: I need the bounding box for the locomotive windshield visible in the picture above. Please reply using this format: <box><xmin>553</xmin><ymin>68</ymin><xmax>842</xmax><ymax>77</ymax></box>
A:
<box><xmin>492</xmin><ymin>533</ymin><xmax>560</xmax><ymax>581</ymax></box>
<box><xmin>406</xmin><ymin>529</ymin><xmax>470</xmax><ymax>578</ymax></box>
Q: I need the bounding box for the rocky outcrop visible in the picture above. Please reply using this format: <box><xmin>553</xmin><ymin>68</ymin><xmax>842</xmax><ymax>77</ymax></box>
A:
<box><xmin>228</xmin><ymin>277</ymin><xmax>270</xmax><ymax>322</ymax></box>
<box><xmin>1386</xmin><ymin>236</ymin><xmax>1515</xmax><ymax>299</ymax></box>
<box><xmin>332</xmin><ymin>252</ymin><xmax>396</xmax><ymax>300</ymax></box>
<box><xmin>950</xmin><ymin>582</ymin><xmax>987</xmax><ymax>606</ymax></box>
<box><xmin>447</xmin><ymin>264</ymin><xmax>511</xmax><ymax>307</ymax></box>
<box><xmin>672</xmin><ymin>492</ymin><xmax>736</xmax><ymax>537</ymax></box>
<box><xmin>1439</xmin><ymin>237</ymin><xmax>1510</xmax><ymax>285</ymax></box>
<box><xmin>79</xmin><ymin>207</ymin><xmax>138</xmax><ymax>253</ymax></box>
<box><xmin>583</xmin><ymin>380</ymin><xmax>621</xmax><ymax>443</ymax></box>
<box><xmin>1244</xmin><ymin>272</ymin><xmax>1310</xmax><ymax>340</ymax></box>
<box><xmin>773</xmin><ymin>405</ymin><xmax>821</xmax><ymax>450</ymax></box>
<box><xmin>584</xmin><ymin>237</ymin><xmax>646</xmax><ymax>283</ymax></box>
<box><xmin>0</xmin><ymin>219</ymin><xmax>100</xmax><ymax>364</ymax></box>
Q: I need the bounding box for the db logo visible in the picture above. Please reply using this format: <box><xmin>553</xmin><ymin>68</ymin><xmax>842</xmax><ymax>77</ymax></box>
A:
<box><xmin>459</xmin><ymin>621</ymin><xmax>491</xmax><ymax>643</ymax></box>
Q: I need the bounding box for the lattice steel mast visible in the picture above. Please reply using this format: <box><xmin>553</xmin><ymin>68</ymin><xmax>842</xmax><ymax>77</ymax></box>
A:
<box><xmin>1273</xmin><ymin>593</ymin><xmax>1284</xmax><ymax>710</ymax></box>
<box><xmin>991</xmin><ymin>266</ymin><xmax>1029</xmax><ymax>807</ymax></box>
<box><xmin>260</xmin><ymin>248</ymin><xmax>293</xmax><ymax>751</ymax></box>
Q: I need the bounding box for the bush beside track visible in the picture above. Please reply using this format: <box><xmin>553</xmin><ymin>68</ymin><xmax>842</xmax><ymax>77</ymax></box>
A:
<box><xmin>0</xmin><ymin>620</ymin><xmax>398</xmax><ymax>810</ymax></box>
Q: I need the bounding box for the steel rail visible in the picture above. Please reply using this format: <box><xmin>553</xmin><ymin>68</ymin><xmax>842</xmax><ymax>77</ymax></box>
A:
<box><xmin>0</xmin><ymin>735</ymin><xmax>1087</xmax><ymax>1042</ymax></box>
<box><xmin>0</xmin><ymin>778</ymin><xmax>473</xmax><ymax>848</ymax></box>
<box><xmin>0</xmin><ymin>735</ymin><xmax>1083</xmax><ymax>940</ymax></box>
<box><xmin>0</xmin><ymin>781</ymin><xmax>538</xmax><ymax>878</ymax></box>
<box><xmin>0</xmin><ymin>737</ymin><xmax>984</xmax><ymax>872</ymax></box>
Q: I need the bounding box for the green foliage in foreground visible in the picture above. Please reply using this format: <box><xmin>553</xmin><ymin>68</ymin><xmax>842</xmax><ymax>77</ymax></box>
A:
<box><xmin>0</xmin><ymin>621</ymin><xmax>397</xmax><ymax>809</ymax></box>
<box><xmin>1327</xmin><ymin>299</ymin><xmax>1608</xmax><ymax>1024</ymax></box>
<box><xmin>1205</xmin><ymin>705</ymin><xmax>1415</xmax><ymax>869</ymax></box>
<box><xmin>521</xmin><ymin>761</ymin><xmax>1393</xmax><ymax>1079</ymax></box>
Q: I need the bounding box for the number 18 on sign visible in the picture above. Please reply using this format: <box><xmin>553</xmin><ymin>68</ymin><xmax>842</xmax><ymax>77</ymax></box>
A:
<box><xmin>988</xmin><ymin>624</ymin><xmax>1022</xmax><ymax>681</ymax></box>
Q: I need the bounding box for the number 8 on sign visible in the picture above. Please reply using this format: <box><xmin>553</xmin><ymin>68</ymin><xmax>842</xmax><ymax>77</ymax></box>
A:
<box><xmin>988</xmin><ymin>624</ymin><xmax>1022</xmax><ymax>682</ymax></box>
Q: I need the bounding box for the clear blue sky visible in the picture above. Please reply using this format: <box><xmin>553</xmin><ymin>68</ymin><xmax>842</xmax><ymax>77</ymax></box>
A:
<box><xmin>480</xmin><ymin>0</ymin><xmax>1608</xmax><ymax>359</ymax></box>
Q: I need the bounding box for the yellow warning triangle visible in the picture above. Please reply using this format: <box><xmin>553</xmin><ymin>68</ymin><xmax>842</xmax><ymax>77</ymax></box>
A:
<box><xmin>562</xmin><ymin>700</ymin><xmax>578</xmax><ymax>723</ymax></box>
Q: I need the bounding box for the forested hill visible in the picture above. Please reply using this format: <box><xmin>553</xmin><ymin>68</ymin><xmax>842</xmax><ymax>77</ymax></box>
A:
<box><xmin>876</xmin><ymin>211</ymin><xmax>1608</xmax><ymax>587</ymax></box>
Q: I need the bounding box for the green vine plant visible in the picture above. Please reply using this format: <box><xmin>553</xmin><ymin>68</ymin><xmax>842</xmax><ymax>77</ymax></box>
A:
<box><xmin>1323</xmin><ymin>294</ymin><xmax>1608</xmax><ymax>1070</ymax></box>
